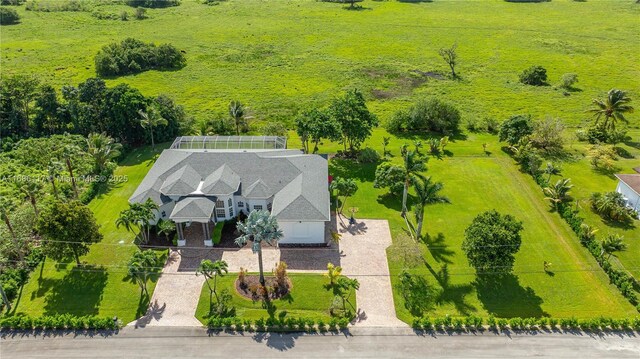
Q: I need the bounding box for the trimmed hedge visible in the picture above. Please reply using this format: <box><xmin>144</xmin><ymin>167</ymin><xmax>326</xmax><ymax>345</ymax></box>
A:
<box><xmin>412</xmin><ymin>315</ymin><xmax>640</xmax><ymax>332</ymax></box>
<box><xmin>207</xmin><ymin>316</ymin><xmax>350</xmax><ymax>332</ymax></box>
<box><xmin>0</xmin><ymin>314</ymin><xmax>120</xmax><ymax>331</ymax></box>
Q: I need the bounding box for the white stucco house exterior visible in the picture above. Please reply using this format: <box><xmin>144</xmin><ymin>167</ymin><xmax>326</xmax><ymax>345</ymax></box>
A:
<box><xmin>615</xmin><ymin>173</ymin><xmax>640</xmax><ymax>214</ymax></box>
<box><xmin>129</xmin><ymin>136</ymin><xmax>330</xmax><ymax>247</ymax></box>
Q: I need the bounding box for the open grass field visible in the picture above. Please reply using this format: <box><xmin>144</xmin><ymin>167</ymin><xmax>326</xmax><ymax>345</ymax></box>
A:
<box><xmin>11</xmin><ymin>144</ymin><xmax>169</xmax><ymax>324</ymax></box>
<box><xmin>2</xmin><ymin>0</ymin><xmax>639</xmax><ymax>127</ymax></box>
<box><xmin>195</xmin><ymin>273</ymin><xmax>355</xmax><ymax>323</ymax></box>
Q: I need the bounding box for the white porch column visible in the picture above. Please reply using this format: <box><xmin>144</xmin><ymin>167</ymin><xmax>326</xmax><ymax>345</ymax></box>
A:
<box><xmin>203</xmin><ymin>222</ymin><xmax>213</xmax><ymax>247</ymax></box>
<box><xmin>176</xmin><ymin>222</ymin><xmax>186</xmax><ymax>247</ymax></box>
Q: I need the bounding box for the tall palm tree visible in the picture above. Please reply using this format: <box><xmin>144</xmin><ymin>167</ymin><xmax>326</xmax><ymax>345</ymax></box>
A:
<box><xmin>86</xmin><ymin>133</ymin><xmax>123</xmax><ymax>174</ymax></box>
<box><xmin>228</xmin><ymin>100</ymin><xmax>245</xmax><ymax>136</ymax></box>
<box><xmin>139</xmin><ymin>107</ymin><xmax>168</xmax><ymax>150</ymax></box>
<box><xmin>196</xmin><ymin>259</ymin><xmax>228</xmax><ymax>309</ymax></box>
<box><xmin>47</xmin><ymin>159</ymin><xmax>63</xmax><ymax>199</ymax></box>
<box><xmin>235</xmin><ymin>210</ymin><xmax>283</xmax><ymax>286</ymax></box>
<box><xmin>412</xmin><ymin>177</ymin><xmax>450</xmax><ymax>240</ymax></box>
<box><xmin>62</xmin><ymin>145</ymin><xmax>80</xmax><ymax>198</ymax></box>
<box><xmin>19</xmin><ymin>179</ymin><xmax>43</xmax><ymax>217</ymax></box>
<box><xmin>578</xmin><ymin>223</ymin><xmax>598</xmax><ymax>244</ymax></box>
<box><xmin>601</xmin><ymin>233</ymin><xmax>627</xmax><ymax>259</ymax></box>
<box><xmin>543</xmin><ymin>178</ymin><xmax>573</xmax><ymax>210</ymax></box>
<box><xmin>588</xmin><ymin>89</ymin><xmax>634</xmax><ymax>132</ymax></box>
<box><xmin>116</xmin><ymin>200</ymin><xmax>158</xmax><ymax>243</ymax></box>
<box><xmin>401</xmin><ymin>151</ymin><xmax>427</xmax><ymax>217</ymax></box>
<box><xmin>543</xmin><ymin>162</ymin><xmax>561</xmax><ymax>183</ymax></box>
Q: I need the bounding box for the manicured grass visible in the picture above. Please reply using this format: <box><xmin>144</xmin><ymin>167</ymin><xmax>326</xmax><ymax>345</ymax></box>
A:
<box><xmin>12</xmin><ymin>144</ymin><xmax>170</xmax><ymax>324</ymax></box>
<box><xmin>549</xmin><ymin>130</ymin><xmax>640</xmax><ymax>280</ymax></box>
<box><xmin>2</xmin><ymin>0</ymin><xmax>638</xmax><ymax>127</ymax></box>
<box><xmin>195</xmin><ymin>273</ymin><xmax>355</xmax><ymax>323</ymax></box>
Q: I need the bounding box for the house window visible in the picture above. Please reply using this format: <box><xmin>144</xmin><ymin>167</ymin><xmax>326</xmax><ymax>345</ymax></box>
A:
<box><xmin>216</xmin><ymin>209</ymin><xmax>226</xmax><ymax>218</ymax></box>
<box><xmin>161</xmin><ymin>211</ymin><xmax>166</xmax><ymax>218</ymax></box>
<box><xmin>267</xmin><ymin>203</ymin><xmax>272</xmax><ymax>211</ymax></box>
<box><xmin>229</xmin><ymin>208</ymin><xmax>234</xmax><ymax>217</ymax></box>
<box><xmin>238</xmin><ymin>201</ymin><xmax>244</xmax><ymax>208</ymax></box>
<box><xmin>254</xmin><ymin>205</ymin><xmax>263</xmax><ymax>211</ymax></box>
<box><xmin>228</xmin><ymin>198</ymin><xmax>232</xmax><ymax>207</ymax></box>
<box><xmin>216</xmin><ymin>200</ymin><xmax>224</xmax><ymax>208</ymax></box>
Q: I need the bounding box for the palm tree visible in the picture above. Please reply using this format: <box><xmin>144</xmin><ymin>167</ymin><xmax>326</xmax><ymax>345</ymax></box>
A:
<box><xmin>62</xmin><ymin>145</ymin><xmax>80</xmax><ymax>198</ymax></box>
<box><xmin>0</xmin><ymin>194</ymin><xmax>17</xmax><ymax>248</ymax></box>
<box><xmin>127</xmin><ymin>250</ymin><xmax>160</xmax><ymax>297</ymax></box>
<box><xmin>228</xmin><ymin>100</ymin><xmax>245</xmax><ymax>136</ymax></box>
<box><xmin>116</xmin><ymin>199</ymin><xmax>158</xmax><ymax>243</ymax></box>
<box><xmin>543</xmin><ymin>162</ymin><xmax>561</xmax><ymax>183</ymax></box>
<box><xmin>196</xmin><ymin>259</ymin><xmax>228</xmax><ymax>310</ymax></box>
<box><xmin>335</xmin><ymin>277</ymin><xmax>359</xmax><ymax>311</ymax></box>
<box><xmin>588</xmin><ymin>89</ymin><xmax>634</xmax><ymax>132</ymax></box>
<box><xmin>86</xmin><ymin>133</ymin><xmax>123</xmax><ymax>174</ymax></box>
<box><xmin>578</xmin><ymin>223</ymin><xmax>598</xmax><ymax>244</ymax></box>
<box><xmin>47</xmin><ymin>159</ymin><xmax>63</xmax><ymax>199</ymax></box>
<box><xmin>543</xmin><ymin>178</ymin><xmax>573</xmax><ymax>210</ymax></box>
<box><xmin>412</xmin><ymin>177</ymin><xmax>450</xmax><ymax>240</ymax></box>
<box><xmin>325</xmin><ymin>262</ymin><xmax>342</xmax><ymax>286</ymax></box>
<box><xmin>139</xmin><ymin>107</ymin><xmax>168</xmax><ymax>150</ymax></box>
<box><xmin>19</xmin><ymin>179</ymin><xmax>43</xmax><ymax>217</ymax></box>
<box><xmin>600</xmin><ymin>233</ymin><xmax>627</xmax><ymax>259</ymax></box>
<box><xmin>156</xmin><ymin>219</ymin><xmax>175</xmax><ymax>243</ymax></box>
<box><xmin>401</xmin><ymin>151</ymin><xmax>427</xmax><ymax>217</ymax></box>
<box><xmin>235</xmin><ymin>210</ymin><xmax>283</xmax><ymax>286</ymax></box>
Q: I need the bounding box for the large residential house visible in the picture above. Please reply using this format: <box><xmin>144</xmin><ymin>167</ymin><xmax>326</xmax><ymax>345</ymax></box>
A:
<box><xmin>129</xmin><ymin>136</ymin><xmax>331</xmax><ymax>246</ymax></box>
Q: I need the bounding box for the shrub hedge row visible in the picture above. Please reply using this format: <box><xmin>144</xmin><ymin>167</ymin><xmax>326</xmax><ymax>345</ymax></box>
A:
<box><xmin>0</xmin><ymin>314</ymin><xmax>119</xmax><ymax>331</ymax></box>
<box><xmin>207</xmin><ymin>316</ymin><xmax>351</xmax><ymax>332</ymax></box>
<box><xmin>412</xmin><ymin>315</ymin><xmax>640</xmax><ymax>332</ymax></box>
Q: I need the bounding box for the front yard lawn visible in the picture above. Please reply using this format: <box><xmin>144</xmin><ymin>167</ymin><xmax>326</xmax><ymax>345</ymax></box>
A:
<box><xmin>195</xmin><ymin>273</ymin><xmax>355</xmax><ymax>323</ymax></box>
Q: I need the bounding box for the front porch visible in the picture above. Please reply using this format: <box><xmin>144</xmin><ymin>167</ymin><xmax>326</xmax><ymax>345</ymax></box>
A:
<box><xmin>175</xmin><ymin>221</ymin><xmax>215</xmax><ymax>247</ymax></box>
<box><xmin>170</xmin><ymin>196</ymin><xmax>217</xmax><ymax>247</ymax></box>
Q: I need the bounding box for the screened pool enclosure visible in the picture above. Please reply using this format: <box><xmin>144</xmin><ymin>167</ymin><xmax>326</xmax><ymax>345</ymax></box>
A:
<box><xmin>170</xmin><ymin>136</ymin><xmax>287</xmax><ymax>150</ymax></box>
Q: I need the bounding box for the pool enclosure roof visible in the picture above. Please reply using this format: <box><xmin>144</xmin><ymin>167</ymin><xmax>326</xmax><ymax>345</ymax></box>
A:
<box><xmin>170</xmin><ymin>136</ymin><xmax>287</xmax><ymax>150</ymax></box>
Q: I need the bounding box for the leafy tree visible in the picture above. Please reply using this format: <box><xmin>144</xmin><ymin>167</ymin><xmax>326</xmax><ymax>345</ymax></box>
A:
<box><xmin>0</xmin><ymin>7</ymin><xmax>20</xmax><ymax>25</ymax></box>
<box><xmin>412</xmin><ymin>177</ymin><xmax>450</xmax><ymax>239</ymax></box>
<box><xmin>529</xmin><ymin>117</ymin><xmax>565</xmax><ymax>153</ymax></box>
<box><xmin>382</xmin><ymin>136</ymin><xmax>391</xmax><ymax>157</ymax></box>
<box><xmin>116</xmin><ymin>199</ymin><xmax>158</xmax><ymax>243</ymax></box>
<box><xmin>261</xmin><ymin>122</ymin><xmax>287</xmax><ymax>137</ymax></box>
<box><xmin>588</xmin><ymin>89</ymin><xmax>634</xmax><ymax>132</ymax></box>
<box><xmin>95</xmin><ymin>38</ymin><xmax>185</xmax><ymax>77</ymax></box>
<box><xmin>588</xmin><ymin>144</ymin><xmax>618</xmax><ymax>172</ymax></box>
<box><xmin>86</xmin><ymin>132</ymin><xmax>122</xmax><ymax>174</ymax></box>
<box><xmin>138</xmin><ymin>106</ymin><xmax>167</xmax><ymax>150</ymax></box>
<box><xmin>499</xmin><ymin>114</ymin><xmax>534</xmax><ymax>146</ymax></box>
<box><xmin>295</xmin><ymin>108</ymin><xmax>340</xmax><ymax>154</ymax></box>
<box><xmin>519</xmin><ymin>65</ymin><xmax>547</xmax><ymax>86</ymax></box>
<box><xmin>600</xmin><ymin>233</ymin><xmax>627</xmax><ymax>259</ymax></box>
<box><xmin>373</xmin><ymin>162</ymin><xmax>405</xmax><ymax>196</ymax></box>
<box><xmin>438</xmin><ymin>43</ymin><xmax>458</xmax><ymax>78</ymax></box>
<box><xmin>543</xmin><ymin>178</ymin><xmax>573</xmax><ymax>211</ymax></box>
<box><xmin>329</xmin><ymin>177</ymin><xmax>358</xmax><ymax>215</ymax></box>
<box><xmin>228</xmin><ymin>100</ymin><xmax>246</xmax><ymax>136</ymax></box>
<box><xmin>400</xmin><ymin>151</ymin><xmax>427</xmax><ymax>217</ymax></box>
<box><xmin>387</xmin><ymin>98</ymin><xmax>461</xmax><ymax>135</ymax></box>
<box><xmin>462</xmin><ymin>210</ymin><xmax>524</xmax><ymax>274</ymax></box>
<box><xmin>329</xmin><ymin>89</ymin><xmax>378</xmax><ymax>153</ymax></box>
<box><xmin>559</xmin><ymin>73</ymin><xmax>578</xmax><ymax>90</ymax></box>
<box><xmin>38</xmin><ymin>200</ymin><xmax>103</xmax><ymax>266</ymax></box>
<box><xmin>235</xmin><ymin>210</ymin><xmax>283</xmax><ymax>286</ymax></box>
<box><xmin>156</xmin><ymin>219</ymin><xmax>175</xmax><ymax>242</ymax></box>
<box><xmin>127</xmin><ymin>250</ymin><xmax>160</xmax><ymax>297</ymax></box>
<box><xmin>102</xmin><ymin>83</ymin><xmax>148</xmax><ymax>146</ymax></box>
<box><xmin>0</xmin><ymin>74</ymin><xmax>40</xmax><ymax>137</ymax></box>
<box><xmin>196</xmin><ymin>259</ymin><xmax>228</xmax><ymax>309</ymax></box>
<box><xmin>33</xmin><ymin>84</ymin><xmax>64</xmax><ymax>135</ymax></box>
<box><xmin>325</xmin><ymin>262</ymin><xmax>342</xmax><ymax>286</ymax></box>
<box><xmin>334</xmin><ymin>276</ymin><xmax>359</xmax><ymax>311</ymax></box>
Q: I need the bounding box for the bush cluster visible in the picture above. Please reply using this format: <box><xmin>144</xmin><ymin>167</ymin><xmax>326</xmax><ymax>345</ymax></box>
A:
<box><xmin>0</xmin><ymin>249</ymin><xmax>44</xmax><ymax>310</ymax></box>
<box><xmin>95</xmin><ymin>38</ymin><xmax>186</xmax><ymax>77</ymax></box>
<box><xmin>25</xmin><ymin>0</ymin><xmax>86</xmax><ymax>12</ymax></box>
<box><xmin>125</xmin><ymin>0</ymin><xmax>179</xmax><ymax>8</ymax></box>
<box><xmin>386</xmin><ymin>98</ymin><xmax>461</xmax><ymax>135</ymax></box>
<box><xmin>207</xmin><ymin>316</ymin><xmax>350</xmax><ymax>332</ymax></box>
<box><xmin>0</xmin><ymin>6</ymin><xmax>19</xmax><ymax>24</ymax></box>
<box><xmin>0</xmin><ymin>314</ymin><xmax>119</xmax><ymax>331</ymax></box>
<box><xmin>519</xmin><ymin>65</ymin><xmax>548</xmax><ymax>86</ymax></box>
<box><xmin>412</xmin><ymin>315</ymin><xmax>640</xmax><ymax>332</ymax></box>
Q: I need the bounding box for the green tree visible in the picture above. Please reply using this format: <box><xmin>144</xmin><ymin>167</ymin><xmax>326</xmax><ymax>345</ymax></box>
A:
<box><xmin>600</xmin><ymin>233</ymin><xmax>627</xmax><ymax>259</ymax></box>
<box><xmin>33</xmin><ymin>84</ymin><xmax>63</xmax><ymax>135</ymax></box>
<box><xmin>138</xmin><ymin>107</ymin><xmax>168</xmax><ymax>150</ymax></box>
<box><xmin>329</xmin><ymin>89</ymin><xmax>378</xmax><ymax>153</ymax></box>
<box><xmin>373</xmin><ymin>162</ymin><xmax>405</xmax><ymax>196</ymax></box>
<box><xmin>116</xmin><ymin>199</ymin><xmax>158</xmax><ymax>243</ymax></box>
<box><xmin>0</xmin><ymin>7</ymin><xmax>20</xmax><ymax>25</ymax></box>
<box><xmin>438</xmin><ymin>43</ymin><xmax>458</xmax><ymax>78</ymax></box>
<box><xmin>127</xmin><ymin>250</ymin><xmax>160</xmax><ymax>297</ymax></box>
<box><xmin>196</xmin><ymin>259</ymin><xmax>228</xmax><ymax>309</ymax></box>
<box><xmin>335</xmin><ymin>276</ymin><xmax>359</xmax><ymax>311</ymax></box>
<box><xmin>329</xmin><ymin>177</ymin><xmax>358</xmax><ymax>215</ymax></box>
<box><xmin>588</xmin><ymin>89</ymin><xmax>634</xmax><ymax>132</ymax></box>
<box><xmin>412</xmin><ymin>177</ymin><xmax>450</xmax><ymax>240</ymax></box>
<box><xmin>235</xmin><ymin>210</ymin><xmax>283</xmax><ymax>286</ymax></box>
<box><xmin>86</xmin><ymin>132</ymin><xmax>123</xmax><ymax>174</ymax></box>
<box><xmin>543</xmin><ymin>178</ymin><xmax>573</xmax><ymax>211</ymax></box>
<box><xmin>499</xmin><ymin>114</ymin><xmax>534</xmax><ymax>146</ymax></box>
<box><xmin>38</xmin><ymin>200</ymin><xmax>103</xmax><ymax>266</ymax></box>
<box><xmin>295</xmin><ymin>108</ymin><xmax>339</xmax><ymax>154</ymax></box>
<box><xmin>400</xmin><ymin>151</ymin><xmax>427</xmax><ymax>217</ymax></box>
<box><xmin>519</xmin><ymin>65</ymin><xmax>547</xmax><ymax>86</ymax></box>
<box><xmin>462</xmin><ymin>210</ymin><xmax>524</xmax><ymax>274</ymax></box>
<box><xmin>0</xmin><ymin>74</ymin><xmax>40</xmax><ymax>137</ymax></box>
<box><xmin>228</xmin><ymin>100</ymin><xmax>246</xmax><ymax>136</ymax></box>
<box><xmin>382</xmin><ymin>136</ymin><xmax>391</xmax><ymax>157</ymax></box>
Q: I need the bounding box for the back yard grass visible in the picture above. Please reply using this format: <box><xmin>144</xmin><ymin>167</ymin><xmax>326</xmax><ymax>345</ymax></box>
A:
<box><xmin>195</xmin><ymin>274</ymin><xmax>355</xmax><ymax>323</ymax></box>
<box><xmin>11</xmin><ymin>144</ymin><xmax>170</xmax><ymax>324</ymax></box>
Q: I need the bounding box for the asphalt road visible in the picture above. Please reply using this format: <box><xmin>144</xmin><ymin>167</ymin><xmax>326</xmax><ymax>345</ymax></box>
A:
<box><xmin>2</xmin><ymin>327</ymin><xmax>639</xmax><ymax>359</ymax></box>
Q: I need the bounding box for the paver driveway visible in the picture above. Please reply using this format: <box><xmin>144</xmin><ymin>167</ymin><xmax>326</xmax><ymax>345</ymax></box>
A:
<box><xmin>130</xmin><ymin>217</ymin><xmax>406</xmax><ymax>328</ymax></box>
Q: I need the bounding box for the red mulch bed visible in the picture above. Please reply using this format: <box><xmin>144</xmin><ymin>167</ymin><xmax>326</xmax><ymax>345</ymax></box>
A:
<box><xmin>235</xmin><ymin>275</ymin><xmax>292</xmax><ymax>301</ymax></box>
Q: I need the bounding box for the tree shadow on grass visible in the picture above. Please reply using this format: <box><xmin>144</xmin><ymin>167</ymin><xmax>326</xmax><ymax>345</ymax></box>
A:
<box><xmin>376</xmin><ymin>192</ymin><xmax>414</xmax><ymax>212</ymax></box>
<box><xmin>43</xmin><ymin>265</ymin><xmax>108</xmax><ymax>317</ymax></box>
<box><xmin>329</xmin><ymin>159</ymin><xmax>376</xmax><ymax>182</ymax></box>
<box><xmin>424</xmin><ymin>262</ymin><xmax>476</xmax><ymax>315</ymax></box>
<box><xmin>474</xmin><ymin>273</ymin><xmax>548</xmax><ymax>318</ymax></box>
<box><xmin>422</xmin><ymin>233</ymin><xmax>455</xmax><ymax>264</ymax></box>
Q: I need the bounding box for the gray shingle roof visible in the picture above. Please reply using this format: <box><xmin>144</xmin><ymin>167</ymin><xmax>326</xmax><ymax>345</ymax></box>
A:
<box><xmin>170</xmin><ymin>197</ymin><xmax>216</xmax><ymax>222</ymax></box>
<box><xmin>201</xmin><ymin>164</ymin><xmax>240</xmax><ymax>195</ymax></box>
<box><xmin>130</xmin><ymin>148</ymin><xmax>330</xmax><ymax>221</ymax></box>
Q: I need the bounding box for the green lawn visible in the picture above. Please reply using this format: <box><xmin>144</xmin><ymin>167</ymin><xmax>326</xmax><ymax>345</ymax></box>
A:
<box><xmin>12</xmin><ymin>144</ymin><xmax>169</xmax><ymax>324</ymax></box>
<box><xmin>2</xmin><ymin>0</ymin><xmax>638</xmax><ymax>127</ymax></box>
<box><xmin>195</xmin><ymin>274</ymin><xmax>355</xmax><ymax>323</ymax></box>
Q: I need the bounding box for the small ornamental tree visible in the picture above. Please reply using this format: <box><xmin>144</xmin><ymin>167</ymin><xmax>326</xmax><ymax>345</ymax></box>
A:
<box><xmin>462</xmin><ymin>210</ymin><xmax>524</xmax><ymax>274</ymax></box>
<box><xmin>127</xmin><ymin>250</ymin><xmax>160</xmax><ymax>297</ymax></box>
<box><xmin>196</xmin><ymin>259</ymin><xmax>228</xmax><ymax>310</ymax></box>
<box><xmin>330</xmin><ymin>177</ymin><xmax>358</xmax><ymax>215</ymax></box>
<box><xmin>519</xmin><ymin>65</ymin><xmax>547</xmax><ymax>86</ymax></box>
<box><xmin>329</xmin><ymin>89</ymin><xmax>378</xmax><ymax>154</ymax></box>
<box><xmin>373</xmin><ymin>162</ymin><xmax>405</xmax><ymax>196</ymax></box>
<box><xmin>38</xmin><ymin>200</ymin><xmax>103</xmax><ymax>266</ymax></box>
<box><xmin>295</xmin><ymin>108</ymin><xmax>340</xmax><ymax>154</ymax></box>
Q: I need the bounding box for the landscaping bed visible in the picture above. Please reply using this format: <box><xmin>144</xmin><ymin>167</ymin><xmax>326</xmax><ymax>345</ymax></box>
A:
<box><xmin>235</xmin><ymin>276</ymin><xmax>292</xmax><ymax>301</ymax></box>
